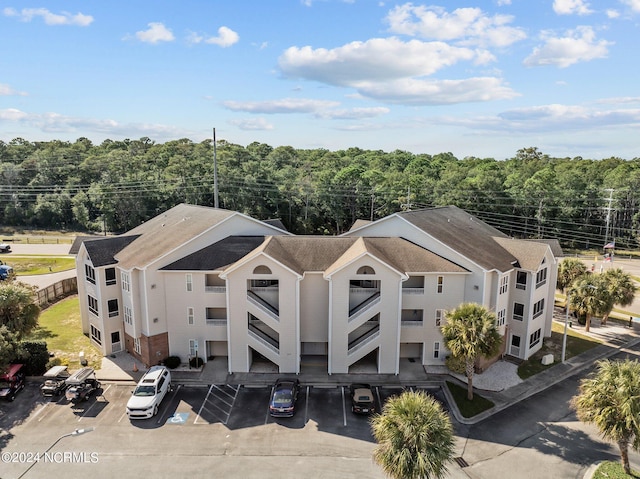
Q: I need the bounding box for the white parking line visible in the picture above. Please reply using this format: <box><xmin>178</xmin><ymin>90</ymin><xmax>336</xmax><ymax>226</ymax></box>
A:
<box><xmin>78</xmin><ymin>384</ymin><xmax>111</xmax><ymax>422</ymax></box>
<box><xmin>156</xmin><ymin>384</ymin><xmax>182</xmax><ymax>425</ymax></box>
<box><xmin>304</xmin><ymin>385</ymin><xmax>310</xmax><ymax>424</ymax></box>
<box><xmin>264</xmin><ymin>385</ymin><xmax>274</xmax><ymax>425</ymax></box>
<box><xmin>194</xmin><ymin>384</ymin><xmax>214</xmax><ymax>424</ymax></box>
<box><xmin>32</xmin><ymin>402</ymin><xmax>51</xmax><ymax>422</ymax></box>
<box><xmin>341</xmin><ymin>386</ymin><xmax>347</xmax><ymax>426</ymax></box>
<box><xmin>375</xmin><ymin>386</ymin><xmax>382</xmax><ymax>411</ymax></box>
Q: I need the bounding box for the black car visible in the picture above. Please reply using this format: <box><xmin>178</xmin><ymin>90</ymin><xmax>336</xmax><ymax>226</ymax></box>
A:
<box><xmin>65</xmin><ymin>367</ymin><xmax>101</xmax><ymax>403</ymax></box>
<box><xmin>350</xmin><ymin>383</ymin><xmax>375</xmax><ymax>414</ymax></box>
<box><xmin>41</xmin><ymin>365</ymin><xmax>70</xmax><ymax>397</ymax></box>
<box><xmin>269</xmin><ymin>379</ymin><xmax>300</xmax><ymax>417</ymax></box>
<box><xmin>0</xmin><ymin>364</ymin><xmax>26</xmax><ymax>402</ymax></box>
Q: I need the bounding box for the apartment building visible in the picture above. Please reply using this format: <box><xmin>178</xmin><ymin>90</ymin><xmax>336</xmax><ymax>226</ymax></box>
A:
<box><xmin>73</xmin><ymin>203</ymin><xmax>560</xmax><ymax>374</ymax></box>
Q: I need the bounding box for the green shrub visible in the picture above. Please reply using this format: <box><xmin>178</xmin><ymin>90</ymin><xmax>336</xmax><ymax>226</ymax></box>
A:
<box><xmin>45</xmin><ymin>356</ymin><xmax>62</xmax><ymax>370</ymax></box>
<box><xmin>163</xmin><ymin>355</ymin><xmax>181</xmax><ymax>369</ymax></box>
<box><xmin>17</xmin><ymin>341</ymin><xmax>49</xmax><ymax>375</ymax></box>
<box><xmin>189</xmin><ymin>356</ymin><xmax>204</xmax><ymax>368</ymax></box>
<box><xmin>445</xmin><ymin>355</ymin><xmax>465</xmax><ymax>374</ymax></box>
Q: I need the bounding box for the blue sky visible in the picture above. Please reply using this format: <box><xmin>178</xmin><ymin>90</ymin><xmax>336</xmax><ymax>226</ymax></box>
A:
<box><xmin>1</xmin><ymin>0</ymin><xmax>639</xmax><ymax>160</ymax></box>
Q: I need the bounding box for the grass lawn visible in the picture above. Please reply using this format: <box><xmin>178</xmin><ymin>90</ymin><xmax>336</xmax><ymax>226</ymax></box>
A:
<box><xmin>518</xmin><ymin>321</ymin><xmax>601</xmax><ymax>379</ymax></box>
<box><xmin>8</xmin><ymin>256</ymin><xmax>76</xmax><ymax>275</ymax></box>
<box><xmin>446</xmin><ymin>381</ymin><xmax>494</xmax><ymax>418</ymax></box>
<box><xmin>28</xmin><ymin>295</ymin><xmax>102</xmax><ymax>370</ymax></box>
<box><xmin>593</xmin><ymin>461</ymin><xmax>640</xmax><ymax>478</ymax></box>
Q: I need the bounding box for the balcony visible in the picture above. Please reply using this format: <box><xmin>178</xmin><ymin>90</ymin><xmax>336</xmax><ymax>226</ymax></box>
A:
<box><xmin>247</xmin><ymin>290</ymin><xmax>279</xmax><ymax>322</ymax></box>
<box><xmin>402</xmin><ymin>288</ymin><xmax>424</xmax><ymax>295</ymax></box>
<box><xmin>205</xmin><ymin>286</ymin><xmax>226</xmax><ymax>293</ymax></box>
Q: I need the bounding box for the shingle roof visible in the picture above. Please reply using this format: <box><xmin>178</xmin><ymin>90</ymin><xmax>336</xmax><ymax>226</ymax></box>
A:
<box><xmin>115</xmin><ymin>203</ymin><xmax>236</xmax><ymax>270</ymax></box>
<box><xmin>161</xmin><ymin>236</ymin><xmax>266</xmax><ymax>271</ymax></box>
<box><xmin>68</xmin><ymin>235</ymin><xmax>104</xmax><ymax>255</ymax></box>
<box><xmin>396</xmin><ymin>206</ymin><xmax>517</xmax><ymax>272</ymax></box>
<box><xmin>493</xmin><ymin>237</ymin><xmax>550</xmax><ymax>271</ymax></box>
<box><xmin>84</xmin><ymin>235</ymin><xmax>140</xmax><ymax>267</ymax></box>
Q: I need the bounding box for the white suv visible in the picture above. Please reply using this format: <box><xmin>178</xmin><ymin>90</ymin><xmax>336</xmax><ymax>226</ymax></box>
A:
<box><xmin>126</xmin><ymin>366</ymin><xmax>171</xmax><ymax>419</ymax></box>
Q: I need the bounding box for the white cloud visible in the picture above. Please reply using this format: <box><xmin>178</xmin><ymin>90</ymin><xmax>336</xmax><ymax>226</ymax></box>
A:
<box><xmin>279</xmin><ymin>37</ymin><xmax>480</xmax><ymax>86</ymax></box>
<box><xmin>523</xmin><ymin>26</ymin><xmax>612</xmax><ymax>68</ymax></box>
<box><xmin>385</xmin><ymin>4</ymin><xmax>526</xmax><ymax>47</ymax></box>
<box><xmin>222</xmin><ymin>98</ymin><xmax>339</xmax><ymax>114</ymax></box>
<box><xmin>314</xmin><ymin>107</ymin><xmax>390</xmax><ymax>120</ymax></box>
<box><xmin>606</xmin><ymin>9</ymin><xmax>620</xmax><ymax>18</ymax></box>
<box><xmin>0</xmin><ymin>84</ymin><xmax>27</xmax><ymax>96</ymax></box>
<box><xmin>188</xmin><ymin>26</ymin><xmax>239</xmax><ymax>47</ymax></box>
<box><xmin>228</xmin><ymin>118</ymin><xmax>274</xmax><ymax>130</ymax></box>
<box><xmin>0</xmin><ymin>108</ymin><xmax>189</xmax><ymax>139</ymax></box>
<box><xmin>553</xmin><ymin>0</ymin><xmax>593</xmax><ymax>15</ymax></box>
<box><xmin>135</xmin><ymin>23</ymin><xmax>175</xmax><ymax>44</ymax></box>
<box><xmin>354</xmin><ymin>77</ymin><xmax>519</xmax><ymax>105</ymax></box>
<box><xmin>3</xmin><ymin>7</ymin><xmax>93</xmax><ymax>26</ymax></box>
<box><xmin>621</xmin><ymin>0</ymin><xmax>640</xmax><ymax>13</ymax></box>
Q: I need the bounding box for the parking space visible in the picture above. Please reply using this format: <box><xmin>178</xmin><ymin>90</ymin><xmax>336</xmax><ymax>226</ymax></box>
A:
<box><xmin>194</xmin><ymin>384</ymin><xmax>239</xmax><ymax>425</ymax></box>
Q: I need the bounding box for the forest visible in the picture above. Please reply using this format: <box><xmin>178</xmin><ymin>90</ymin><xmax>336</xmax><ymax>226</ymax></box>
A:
<box><xmin>0</xmin><ymin>137</ymin><xmax>639</xmax><ymax>251</ymax></box>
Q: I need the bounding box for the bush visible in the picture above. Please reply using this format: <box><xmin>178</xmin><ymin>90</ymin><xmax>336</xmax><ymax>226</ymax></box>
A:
<box><xmin>45</xmin><ymin>356</ymin><xmax>62</xmax><ymax>370</ymax></box>
<box><xmin>163</xmin><ymin>355</ymin><xmax>181</xmax><ymax>369</ymax></box>
<box><xmin>445</xmin><ymin>355</ymin><xmax>465</xmax><ymax>374</ymax></box>
<box><xmin>16</xmin><ymin>341</ymin><xmax>49</xmax><ymax>375</ymax></box>
<box><xmin>189</xmin><ymin>356</ymin><xmax>204</xmax><ymax>368</ymax></box>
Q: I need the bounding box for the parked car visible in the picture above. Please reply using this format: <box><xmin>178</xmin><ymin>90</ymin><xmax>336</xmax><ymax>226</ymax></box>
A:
<box><xmin>349</xmin><ymin>383</ymin><xmax>375</xmax><ymax>414</ymax></box>
<box><xmin>0</xmin><ymin>364</ymin><xmax>26</xmax><ymax>401</ymax></box>
<box><xmin>0</xmin><ymin>262</ymin><xmax>13</xmax><ymax>281</ymax></box>
<box><xmin>126</xmin><ymin>365</ymin><xmax>171</xmax><ymax>419</ymax></box>
<box><xmin>41</xmin><ymin>365</ymin><xmax>70</xmax><ymax>397</ymax></box>
<box><xmin>269</xmin><ymin>378</ymin><xmax>300</xmax><ymax>417</ymax></box>
<box><xmin>0</xmin><ymin>243</ymin><xmax>11</xmax><ymax>253</ymax></box>
<box><xmin>65</xmin><ymin>367</ymin><xmax>100</xmax><ymax>403</ymax></box>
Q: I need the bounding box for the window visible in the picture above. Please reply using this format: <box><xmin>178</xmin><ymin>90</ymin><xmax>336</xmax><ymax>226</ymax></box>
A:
<box><xmin>533</xmin><ymin>298</ymin><xmax>545</xmax><ymax>319</ymax></box>
<box><xmin>121</xmin><ymin>272</ymin><xmax>130</xmax><ymax>292</ymax></box>
<box><xmin>356</xmin><ymin>266</ymin><xmax>375</xmax><ymax>275</ymax></box>
<box><xmin>111</xmin><ymin>331</ymin><xmax>120</xmax><ymax>344</ymax></box>
<box><xmin>107</xmin><ymin>299</ymin><xmax>119</xmax><ymax>318</ymax></box>
<box><xmin>516</xmin><ymin>271</ymin><xmax>527</xmax><ymax>290</ymax></box>
<box><xmin>186</xmin><ymin>274</ymin><xmax>193</xmax><ymax>292</ymax></box>
<box><xmin>437</xmin><ymin>276</ymin><xmax>443</xmax><ymax>294</ymax></box>
<box><xmin>496</xmin><ymin>309</ymin><xmax>506</xmax><ymax>327</ymax></box>
<box><xmin>529</xmin><ymin>328</ymin><xmax>541</xmax><ymax>347</ymax></box>
<box><xmin>134</xmin><ymin>337</ymin><xmax>141</xmax><ymax>354</ymax></box>
<box><xmin>90</xmin><ymin>324</ymin><xmax>101</xmax><ymax>345</ymax></box>
<box><xmin>88</xmin><ymin>295</ymin><xmax>99</xmax><ymax>316</ymax></box>
<box><xmin>187</xmin><ymin>307</ymin><xmax>194</xmax><ymax>325</ymax></box>
<box><xmin>511</xmin><ymin>335</ymin><xmax>521</xmax><ymax>347</ymax></box>
<box><xmin>124</xmin><ymin>305</ymin><xmax>133</xmax><ymax>325</ymax></box>
<box><xmin>85</xmin><ymin>264</ymin><xmax>96</xmax><ymax>284</ymax></box>
<box><xmin>536</xmin><ymin>268</ymin><xmax>548</xmax><ymax>288</ymax></box>
<box><xmin>434</xmin><ymin>341</ymin><xmax>440</xmax><ymax>359</ymax></box>
<box><xmin>105</xmin><ymin>267</ymin><xmax>116</xmax><ymax>286</ymax></box>
<box><xmin>499</xmin><ymin>275</ymin><xmax>508</xmax><ymax>295</ymax></box>
<box><xmin>513</xmin><ymin>302</ymin><xmax>524</xmax><ymax>321</ymax></box>
<box><xmin>435</xmin><ymin>309</ymin><xmax>444</xmax><ymax>327</ymax></box>
<box><xmin>253</xmin><ymin>265</ymin><xmax>272</xmax><ymax>274</ymax></box>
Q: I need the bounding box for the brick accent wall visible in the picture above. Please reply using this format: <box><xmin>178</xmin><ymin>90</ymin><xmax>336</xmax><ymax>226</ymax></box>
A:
<box><xmin>124</xmin><ymin>331</ymin><xmax>169</xmax><ymax>368</ymax></box>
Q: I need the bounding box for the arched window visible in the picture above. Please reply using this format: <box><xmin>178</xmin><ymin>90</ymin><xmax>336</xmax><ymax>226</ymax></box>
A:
<box><xmin>356</xmin><ymin>266</ymin><xmax>375</xmax><ymax>275</ymax></box>
<box><xmin>253</xmin><ymin>265</ymin><xmax>272</xmax><ymax>275</ymax></box>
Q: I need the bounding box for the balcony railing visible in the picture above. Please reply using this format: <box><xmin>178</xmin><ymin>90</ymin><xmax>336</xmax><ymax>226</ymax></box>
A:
<box><xmin>205</xmin><ymin>286</ymin><xmax>226</xmax><ymax>293</ymax></box>
<box><xmin>248</xmin><ymin>323</ymin><xmax>279</xmax><ymax>354</ymax></box>
<box><xmin>206</xmin><ymin>318</ymin><xmax>227</xmax><ymax>326</ymax></box>
<box><xmin>402</xmin><ymin>288</ymin><xmax>424</xmax><ymax>295</ymax></box>
<box><xmin>348</xmin><ymin>327</ymin><xmax>380</xmax><ymax>355</ymax></box>
<box><xmin>247</xmin><ymin>291</ymin><xmax>279</xmax><ymax>321</ymax></box>
<box><xmin>401</xmin><ymin>320</ymin><xmax>423</xmax><ymax>327</ymax></box>
<box><xmin>349</xmin><ymin>291</ymin><xmax>381</xmax><ymax>319</ymax></box>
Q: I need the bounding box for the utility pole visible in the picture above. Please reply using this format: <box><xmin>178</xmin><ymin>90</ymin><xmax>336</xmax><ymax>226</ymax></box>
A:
<box><xmin>603</xmin><ymin>188</ymin><xmax>614</xmax><ymax>247</ymax></box>
<box><xmin>213</xmin><ymin>128</ymin><xmax>219</xmax><ymax>208</ymax></box>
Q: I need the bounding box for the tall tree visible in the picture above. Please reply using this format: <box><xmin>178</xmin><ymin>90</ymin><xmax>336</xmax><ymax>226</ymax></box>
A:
<box><xmin>557</xmin><ymin>258</ymin><xmax>588</xmax><ymax>294</ymax></box>
<box><xmin>599</xmin><ymin>268</ymin><xmax>638</xmax><ymax>325</ymax></box>
<box><xmin>0</xmin><ymin>282</ymin><xmax>40</xmax><ymax>339</ymax></box>
<box><xmin>442</xmin><ymin>303</ymin><xmax>502</xmax><ymax>400</ymax></box>
<box><xmin>0</xmin><ymin>325</ymin><xmax>24</xmax><ymax>371</ymax></box>
<box><xmin>569</xmin><ymin>277</ymin><xmax>607</xmax><ymax>332</ymax></box>
<box><xmin>572</xmin><ymin>359</ymin><xmax>640</xmax><ymax>475</ymax></box>
<box><xmin>371</xmin><ymin>390</ymin><xmax>455</xmax><ymax>479</ymax></box>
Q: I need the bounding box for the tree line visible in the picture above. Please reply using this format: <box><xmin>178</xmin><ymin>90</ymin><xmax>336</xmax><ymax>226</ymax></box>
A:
<box><xmin>1</xmin><ymin>137</ymin><xmax>639</xmax><ymax>249</ymax></box>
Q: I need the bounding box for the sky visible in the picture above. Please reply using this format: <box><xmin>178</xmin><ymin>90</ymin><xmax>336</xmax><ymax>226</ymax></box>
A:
<box><xmin>1</xmin><ymin>0</ymin><xmax>640</xmax><ymax>160</ymax></box>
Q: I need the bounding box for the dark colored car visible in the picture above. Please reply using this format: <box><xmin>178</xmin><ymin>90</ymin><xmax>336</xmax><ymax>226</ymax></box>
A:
<box><xmin>41</xmin><ymin>365</ymin><xmax>70</xmax><ymax>397</ymax></box>
<box><xmin>269</xmin><ymin>379</ymin><xmax>300</xmax><ymax>417</ymax></box>
<box><xmin>350</xmin><ymin>383</ymin><xmax>375</xmax><ymax>414</ymax></box>
<box><xmin>65</xmin><ymin>367</ymin><xmax>101</xmax><ymax>403</ymax></box>
<box><xmin>0</xmin><ymin>363</ymin><xmax>26</xmax><ymax>401</ymax></box>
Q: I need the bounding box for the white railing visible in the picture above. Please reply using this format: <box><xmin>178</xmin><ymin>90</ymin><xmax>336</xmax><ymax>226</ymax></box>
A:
<box><xmin>401</xmin><ymin>320</ymin><xmax>423</xmax><ymax>327</ymax></box>
<box><xmin>206</xmin><ymin>318</ymin><xmax>227</xmax><ymax>325</ymax></box>
<box><xmin>402</xmin><ymin>288</ymin><xmax>424</xmax><ymax>295</ymax></box>
<box><xmin>205</xmin><ymin>286</ymin><xmax>226</xmax><ymax>293</ymax></box>
<box><xmin>348</xmin><ymin>295</ymin><xmax>380</xmax><ymax>322</ymax></box>
<box><xmin>247</xmin><ymin>294</ymin><xmax>279</xmax><ymax>322</ymax></box>
<box><xmin>248</xmin><ymin>329</ymin><xmax>279</xmax><ymax>354</ymax></box>
<box><xmin>348</xmin><ymin>330</ymin><xmax>380</xmax><ymax>356</ymax></box>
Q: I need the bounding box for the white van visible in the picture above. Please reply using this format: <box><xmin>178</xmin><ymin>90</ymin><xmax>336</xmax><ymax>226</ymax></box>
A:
<box><xmin>126</xmin><ymin>366</ymin><xmax>171</xmax><ymax>419</ymax></box>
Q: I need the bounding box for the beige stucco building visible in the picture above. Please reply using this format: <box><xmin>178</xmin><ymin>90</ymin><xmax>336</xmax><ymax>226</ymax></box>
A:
<box><xmin>73</xmin><ymin>203</ymin><xmax>560</xmax><ymax>375</ymax></box>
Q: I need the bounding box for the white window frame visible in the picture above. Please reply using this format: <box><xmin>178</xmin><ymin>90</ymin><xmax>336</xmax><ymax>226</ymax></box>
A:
<box><xmin>436</xmin><ymin>276</ymin><xmax>444</xmax><ymax>294</ymax></box>
<box><xmin>85</xmin><ymin>264</ymin><xmax>96</xmax><ymax>284</ymax></box>
<box><xmin>186</xmin><ymin>274</ymin><xmax>193</xmax><ymax>292</ymax></box>
<box><xmin>188</xmin><ymin>307</ymin><xmax>194</xmax><ymax>325</ymax></box>
<box><xmin>121</xmin><ymin>272</ymin><xmax>130</xmax><ymax>292</ymax></box>
<box><xmin>499</xmin><ymin>275</ymin><xmax>508</xmax><ymax>295</ymax></box>
<box><xmin>88</xmin><ymin>295</ymin><xmax>99</xmax><ymax>316</ymax></box>
<box><xmin>189</xmin><ymin>339</ymin><xmax>198</xmax><ymax>357</ymax></box>
<box><xmin>133</xmin><ymin>337</ymin><xmax>141</xmax><ymax>354</ymax></box>
<box><xmin>434</xmin><ymin>341</ymin><xmax>440</xmax><ymax>359</ymax></box>
<box><xmin>435</xmin><ymin>309</ymin><xmax>444</xmax><ymax>327</ymax></box>
<box><xmin>90</xmin><ymin>324</ymin><xmax>101</xmax><ymax>345</ymax></box>
<box><xmin>124</xmin><ymin>305</ymin><xmax>133</xmax><ymax>325</ymax></box>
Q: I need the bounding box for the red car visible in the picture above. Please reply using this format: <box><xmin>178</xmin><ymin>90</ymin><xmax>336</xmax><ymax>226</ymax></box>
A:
<box><xmin>0</xmin><ymin>364</ymin><xmax>26</xmax><ymax>401</ymax></box>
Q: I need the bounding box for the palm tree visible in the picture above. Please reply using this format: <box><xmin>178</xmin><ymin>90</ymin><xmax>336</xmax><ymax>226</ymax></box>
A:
<box><xmin>572</xmin><ymin>359</ymin><xmax>640</xmax><ymax>475</ymax></box>
<box><xmin>371</xmin><ymin>390</ymin><xmax>455</xmax><ymax>479</ymax></box>
<box><xmin>569</xmin><ymin>277</ymin><xmax>607</xmax><ymax>332</ymax></box>
<box><xmin>557</xmin><ymin>257</ymin><xmax>588</xmax><ymax>293</ymax></box>
<box><xmin>599</xmin><ymin>268</ymin><xmax>637</xmax><ymax>325</ymax></box>
<box><xmin>441</xmin><ymin>303</ymin><xmax>502</xmax><ymax>400</ymax></box>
